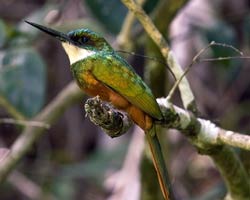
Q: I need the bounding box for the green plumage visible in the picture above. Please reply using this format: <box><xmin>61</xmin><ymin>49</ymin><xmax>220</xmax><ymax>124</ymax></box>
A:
<box><xmin>24</xmin><ymin>21</ymin><xmax>162</xmax><ymax>121</ymax></box>
<box><xmin>71</xmin><ymin>52</ymin><xmax>163</xmax><ymax>120</ymax></box>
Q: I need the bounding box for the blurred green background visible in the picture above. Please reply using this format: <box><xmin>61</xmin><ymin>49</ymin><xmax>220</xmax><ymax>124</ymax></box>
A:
<box><xmin>0</xmin><ymin>0</ymin><xmax>250</xmax><ymax>199</ymax></box>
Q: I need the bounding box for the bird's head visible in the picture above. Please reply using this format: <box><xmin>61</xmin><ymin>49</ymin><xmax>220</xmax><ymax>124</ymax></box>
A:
<box><xmin>25</xmin><ymin>21</ymin><xmax>113</xmax><ymax>65</ymax></box>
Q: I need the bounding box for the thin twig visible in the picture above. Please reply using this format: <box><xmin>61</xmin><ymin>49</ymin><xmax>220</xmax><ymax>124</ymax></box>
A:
<box><xmin>167</xmin><ymin>41</ymin><xmax>247</xmax><ymax>101</ymax></box>
<box><xmin>0</xmin><ymin>118</ymin><xmax>50</xmax><ymax>129</ymax></box>
<box><xmin>0</xmin><ymin>96</ymin><xmax>26</xmax><ymax>120</ymax></box>
<box><xmin>211</xmin><ymin>42</ymin><xmax>243</xmax><ymax>55</ymax></box>
<box><xmin>8</xmin><ymin>171</ymin><xmax>57</xmax><ymax>200</ymax></box>
<box><xmin>0</xmin><ymin>82</ymin><xmax>83</xmax><ymax>183</ymax></box>
<box><xmin>116</xmin><ymin>50</ymin><xmax>176</xmax><ymax>79</ymax></box>
<box><xmin>116</xmin><ymin>0</ymin><xmax>146</xmax><ymax>48</ymax></box>
<box><xmin>167</xmin><ymin>41</ymin><xmax>216</xmax><ymax>101</ymax></box>
<box><xmin>121</xmin><ymin>0</ymin><xmax>195</xmax><ymax>111</ymax></box>
<box><xmin>200</xmin><ymin>56</ymin><xmax>250</xmax><ymax>62</ymax></box>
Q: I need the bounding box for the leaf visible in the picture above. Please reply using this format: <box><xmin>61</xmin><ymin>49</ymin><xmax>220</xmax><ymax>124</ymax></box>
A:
<box><xmin>0</xmin><ymin>48</ymin><xmax>46</xmax><ymax>117</ymax></box>
<box><xmin>85</xmin><ymin>0</ymin><xmax>159</xmax><ymax>34</ymax></box>
<box><xmin>202</xmin><ymin>21</ymin><xmax>242</xmax><ymax>82</ymax></box>
<box><xmin>203</xmin><ymin>21</ymin><xmax>237</xmax><ymax>58</ymax></box>
<box><xmin>143</xmin><ymin>0</ymin><xmax>160</xmax><ymax>13</ymax></box>
<box><xmin>85</xmin><ymin>0</ymin><xmax>127</xmax><ymax>34</ymax></box>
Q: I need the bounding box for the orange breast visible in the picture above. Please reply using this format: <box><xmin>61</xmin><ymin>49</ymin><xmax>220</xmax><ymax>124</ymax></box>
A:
<box><xmin>79</xmin><ymin>71</ymin><xmax>153</xmax><ymax>130</ymax></box>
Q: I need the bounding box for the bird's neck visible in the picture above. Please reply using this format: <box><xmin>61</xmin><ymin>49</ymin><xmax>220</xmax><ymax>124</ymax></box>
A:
<box><xmin>62</xmin><ymin>42</ymin><xmax>96</xmax><ymax>65</ymax></box>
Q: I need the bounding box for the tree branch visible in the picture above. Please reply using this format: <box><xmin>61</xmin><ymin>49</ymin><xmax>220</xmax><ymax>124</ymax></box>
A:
<box><xmin>218</xmin><ymin>130</ymin><xmax>250</xmax><ymax>150</ymax></box>
<box><xmin>0</xmin><ymin>95</ymin><xmax>26</xmax><ymax>120</ymax></box>
<box><xmin>117</xmin><ymin>0</ymin><xmax>146</xmax><ymax>49</ymax></box>
<box><xmin>119</xmin><ymin>1</ymin><xmax>250</xmax><ymax>199</ymax></box>
<box><xmin>158</xmin><ymin>99</ymin><xmax>250</xmax><ymax>199</ymax></box>
<box><xmin>84</xmin><ymin>96</ymin><xmax>250</xmax><ymax>155</ymax></box>
<box><xmin>0</xmin><ymin>118</ymin><xmax>50</xmax><ymax>129</ymax></box>
<box><xmin>156</xmin><ymin>98</ymin><xmax>250</xmax><ymax>152</ymax></box>
<box><xmin>211</xmin><ymin>146</ymin><xmax>250</xmax><ymax>200</ymax></box>
<box><xmin>121</xmin><ymin>0</ymin><xmax>196</xmax><ymax>112</ymax></box>
<box><xmin>84</xmin><ymin>97</ymin><xmax>250</xmax><ymax>199</ymax></box>
<box><xmin>8</xmin><ymin>171</ymin><xmax>57</xmax><ymax>200</ymax></box>
<box><xmin>85</xmin><ymin>97</ymin><xmax>174</xmax><ymax>200</ymax></box>
<box><xmin>0</xmin><ymin>81</ymin><xmax>83</xmax><ymax>183</ymax></box>
<box><xmin>84</xmin><ymin>96</ymin><xmax>132</xmax><ymax>138</ymax></box>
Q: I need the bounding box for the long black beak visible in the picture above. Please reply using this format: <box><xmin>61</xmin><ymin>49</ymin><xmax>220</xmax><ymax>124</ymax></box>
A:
<box><xmin>25</xmin><ymin>20</ymin><xmax>71</xmax><ymax>43</ymax></box>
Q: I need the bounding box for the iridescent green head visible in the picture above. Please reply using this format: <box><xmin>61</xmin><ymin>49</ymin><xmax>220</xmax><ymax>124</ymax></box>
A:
<box><xmin>25</xmin><ymin>21</ymin><xmax>113</xmax><ymax>64</ymax></box>
<box><xmin>66</xmin><ymin>29</ymin><xmax>113</xmax><ymax>52</ymax></box>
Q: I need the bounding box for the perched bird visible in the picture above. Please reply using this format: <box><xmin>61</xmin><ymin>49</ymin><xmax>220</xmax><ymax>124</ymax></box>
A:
<box><xmin>26</xmin><ymin>21</ymin><xmax>174</xmax><ymax>200</ymax></box>
<box><xmin>25</xmin><ymin>21</ymin><xmax>163</xmax><ymax>131</ymax></box>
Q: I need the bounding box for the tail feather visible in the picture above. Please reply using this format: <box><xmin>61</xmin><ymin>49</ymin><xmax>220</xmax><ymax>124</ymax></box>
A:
<box><xmin>145</xmin><ymin>125</ymin><xmax>174</xmax><ymax>200</ymax></box>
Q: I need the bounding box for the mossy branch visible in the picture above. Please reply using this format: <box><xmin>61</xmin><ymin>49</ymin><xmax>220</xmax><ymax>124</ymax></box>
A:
<box><xmin>84</xmin><ymin>96</ymin><xmax>132</xmax><ymax>138</ymax></box>
<box><xmin>119</xmin><ymin>1</ymin><xmax>250</xmax><ymax>199</ymax></box>
<box><xmin>85</xmin><ymin>97</ymin><xmax>250</xmax><ymax>199</ymax></box>
<box><xmin>85</xmin><ymin>96</ymin><xmax>175</xmax><ymax>200</ymax></box>
<box><xmin>86</xmin><ymin>94</ymin><xmax>250</xmax><ymax>154</ymax></box>
<box><xmin>211</xmin><ymin>146</ymin><xmax>250</xmax><ymax>200</ymax></box>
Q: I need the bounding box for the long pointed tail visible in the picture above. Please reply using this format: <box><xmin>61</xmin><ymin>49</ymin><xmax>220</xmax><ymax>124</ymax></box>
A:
<box><xmin>145</xmin><ymin>125</ymin><xmax>175</xmax><ymax>200</ymax></box>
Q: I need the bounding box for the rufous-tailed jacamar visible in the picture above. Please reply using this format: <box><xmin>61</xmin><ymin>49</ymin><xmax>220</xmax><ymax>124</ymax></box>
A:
<box><xmin>25</xmin><ymin>21</ymin><xmax>174</xmax><ymax>200</ymax></box>
<box><xmin>25</xmin><ymin>21</ymin><xmax>163</xmax><ymax>131</ymax></box>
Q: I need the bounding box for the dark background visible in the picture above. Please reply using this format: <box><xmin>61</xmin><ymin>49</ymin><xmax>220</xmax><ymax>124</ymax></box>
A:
<box><xmin>0</xmin><ymin>0</ymin><xmax>250</xmax><ymax>199</ymax></box>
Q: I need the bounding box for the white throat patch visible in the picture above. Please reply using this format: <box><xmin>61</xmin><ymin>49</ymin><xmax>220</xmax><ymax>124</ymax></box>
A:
<box><xmin>62</xmin><ymin>42</ymin><xmax>96</xmax><ymax>65</ymax></box>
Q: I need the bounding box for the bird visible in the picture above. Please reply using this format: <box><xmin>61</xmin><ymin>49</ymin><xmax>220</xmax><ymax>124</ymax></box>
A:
<box><xmin>25</xmin><ymin>21</ymin><xmax>163</xmax><ymax>131</ymax></box>
<box><xmin>25</xmin><ymin>21</ymin><xmax>174</xmax><ymax>200</ymax></box>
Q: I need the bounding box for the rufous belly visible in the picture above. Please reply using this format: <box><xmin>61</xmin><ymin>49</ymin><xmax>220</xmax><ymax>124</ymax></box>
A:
<box><xmin>80</xmin><ymin>71</ymin><xmax>152</xmax><ymax>130</ymax></box>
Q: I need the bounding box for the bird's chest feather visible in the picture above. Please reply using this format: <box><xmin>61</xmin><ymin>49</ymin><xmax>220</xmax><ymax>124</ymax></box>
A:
<box><xmin>70</xmin><ymin>53</ymin><xmax>114</xmax><ymax>91</ymax></box>
<box><xmin>70</xmin><ymin>57</ymin><xmax>130</xmax><ymax>108</ymax></box>
<box><xmin>71</xmin><ymin>59</ymin><xmax>99</xmax><ymax>93</ymax></box>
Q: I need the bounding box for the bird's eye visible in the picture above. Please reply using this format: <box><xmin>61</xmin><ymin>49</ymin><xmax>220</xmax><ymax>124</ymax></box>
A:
<box><xmin>79</xmin><ymin>36</ymin><xmax>89</xmax><ymax>44</ymax></box>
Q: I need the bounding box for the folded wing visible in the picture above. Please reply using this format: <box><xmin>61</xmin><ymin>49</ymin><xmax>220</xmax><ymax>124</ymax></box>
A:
<box><xmin>91</xmin><ymin>53</ymin><xmax>162</xmax><ymax>120</ymax></box>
